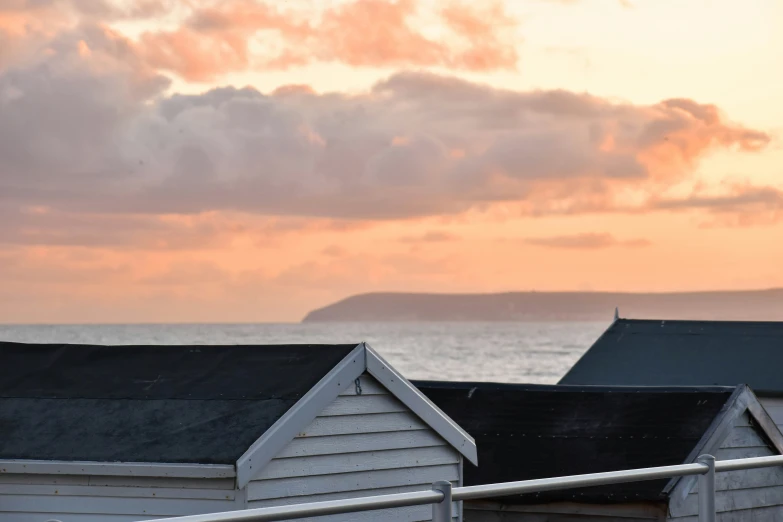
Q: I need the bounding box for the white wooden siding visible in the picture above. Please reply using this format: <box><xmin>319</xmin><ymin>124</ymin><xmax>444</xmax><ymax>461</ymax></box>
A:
<box><xmin>248</xmin><ymin>373</ymin><xmax>460</xmax><ymax>521</ymax></box>
<box><xmin>668</xmin><ymin>411</ymin><xmax>783</xmax><ymax>521</ymax></box>
<box><xmin>0</xmin><ymin>474</ymin><xmax>242</xmax><ymax>522</ymax></box>
<box><xmin>760</xmin><ymin>397</ymin><xmax>783</xmax><ymax>431</ymax></box>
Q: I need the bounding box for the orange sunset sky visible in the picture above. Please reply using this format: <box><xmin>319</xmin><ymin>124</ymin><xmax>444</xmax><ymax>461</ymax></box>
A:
<box><xmin>1</xmin><ymin>0</ymin><xmax>782</xmax><ymax>323</ymax></box>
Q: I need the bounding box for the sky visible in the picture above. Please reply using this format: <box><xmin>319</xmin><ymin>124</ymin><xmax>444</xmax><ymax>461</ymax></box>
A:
<box><xmin>1</xmin><ymin>0</ymin><xmax>782</xmax><ymax>323</ymax></box>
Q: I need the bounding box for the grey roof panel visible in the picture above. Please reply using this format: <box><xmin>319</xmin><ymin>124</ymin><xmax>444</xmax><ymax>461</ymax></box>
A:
<box><xmin>559</xmin><ymin>319</ymin><xmax>783</xmax><ymax>394</ymax></box>
<box><xmin>0</xmin><ymin>342</ymin><xmax>357</xmax><ymax>463</ymax></box>
<box><xmin>0</xmin><ymin>398</ymin><xmax>293</xmax><ymax>464</ymax></box>
<box><xmin>414</xmin><ymin>381</ymin><xmax>738</xmax><ymax>504</ymax></box>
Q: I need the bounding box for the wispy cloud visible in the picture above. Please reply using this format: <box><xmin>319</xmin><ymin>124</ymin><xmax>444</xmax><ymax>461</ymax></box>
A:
<box><xmin>399</xmin><ymin>231</ymin><xmax>461</xmax><ymax>243</ymax></box>
<box><xmin>653</xmin><ymin>186</ymin><xmax>783</xmax><ymax>211</ymax></box>
<box><xmin>321</xmin><ymin>245</ymin><xmax>348</xmax><ymax>257</ymax></box>
<box><xmin>538</xmin><ymin>0</ymin><xmax>633</xmax><ymax>6</ymax></box>
<box><xmin>650</xmin><ymin>184</ymin><xmax>783</xmax><ymax>227</ymax></box>
<box><xmin>525</xmin><ymin>233</ymin><xmax>651</xmax><ymax>249</ymax></box>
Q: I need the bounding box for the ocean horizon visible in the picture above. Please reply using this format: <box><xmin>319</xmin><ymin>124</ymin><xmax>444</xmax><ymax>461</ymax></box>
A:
<box><xmin>0</xmin><ymin>321</ymin><xmax>611</xmax><ymax>384</ymax></box>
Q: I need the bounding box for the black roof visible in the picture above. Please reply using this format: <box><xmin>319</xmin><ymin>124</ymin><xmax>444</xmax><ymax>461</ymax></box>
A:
<box><xmin>0</xmin><ymin>342</ymin><xmax>358</xmax><ymax>464</ymax></box>
<box><xmin>560</xmin><ymin>319</ymin><xmax>783</xmax><ymax>394</ymax></box>
<box><xmin>413</xmin><ymin>380</ymin><xmax>738</xmax><ymax>504</ymax></box>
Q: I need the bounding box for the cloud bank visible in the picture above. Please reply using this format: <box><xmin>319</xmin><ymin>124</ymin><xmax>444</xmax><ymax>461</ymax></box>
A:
<box><xmin>0</xmin><ymin>18</ymin><xmax>772</xmax><ymax>237</ymax></box>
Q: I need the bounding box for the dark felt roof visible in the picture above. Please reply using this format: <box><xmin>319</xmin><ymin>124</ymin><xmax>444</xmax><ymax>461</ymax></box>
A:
<box><xmin>560</xmin><ymin>319</ymin><xmax>783</xmax><ymax>394</ymax></box>
<box><xmin>0</xmin><ymin>342</ymin><xmax>358</xmax><ymax>464</ymax></box>
<box><xmin>413</xmin><ymin>380</ymin><xmax>738</xmax><ymax>505</ymax></box>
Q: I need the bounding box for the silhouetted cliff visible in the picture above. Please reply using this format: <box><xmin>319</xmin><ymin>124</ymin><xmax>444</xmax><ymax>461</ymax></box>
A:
<box><xmin>302</xmin><ymin>289</ymin><xmax>783</xmax><ymax>322</ymax></box>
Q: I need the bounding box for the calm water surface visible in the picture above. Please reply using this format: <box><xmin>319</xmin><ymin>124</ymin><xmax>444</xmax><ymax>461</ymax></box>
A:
<box><xmin>0</xmin><ymin>322</ymin><xmax>610</xmax><ymax>384</ymax></box>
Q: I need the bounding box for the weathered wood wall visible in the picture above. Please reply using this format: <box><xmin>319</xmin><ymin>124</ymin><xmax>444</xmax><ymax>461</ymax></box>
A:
<box><xmin>247</xmin><ymin>373</ymin><xmax>461</xmax><ymax>522</ymax></box>
<box><xmin>759</xmin><ymin>397</ymin><xmax>783</xmax><ymax>430</ymax></box>
<box><xmin>0</xmin><ymin>475</ymin><xmax>242</xmax><ymax>522</ymax></box>
<box><xmin>668</xmin><ymin>411</ymin><xmax>783</xmax><ymax>521</ymax></box>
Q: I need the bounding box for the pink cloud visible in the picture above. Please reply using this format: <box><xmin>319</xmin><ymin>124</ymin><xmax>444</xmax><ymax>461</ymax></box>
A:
<box><xmin>0</xmin><ymin>45</ymin><xmax>771</xmax><ymax>227</ymax></box>
<box><xmin>136</xmin><ymin>0</ymin><xmax>520</xmax><ymax>82</ymax></box>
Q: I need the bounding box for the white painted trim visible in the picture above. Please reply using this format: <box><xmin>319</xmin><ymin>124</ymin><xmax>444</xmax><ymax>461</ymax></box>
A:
<box><xmin>238</xmin><ymin>342</ymin><xmax>477</xmax><ymax>486</ymax></box>
<box><xmin>668</xmin><ymin>385</ymin><xmax>783</xmax><ymax>515</ymax></box>
<box><xmin>365</xmin><ymin>343</ymin><xmax>478</xmax><ymax>466</ymax></box>
<box><xmin>0</xmin><ymin>460</ymin><xmax>235</xmax><ymax>478</ymax></box>
<box><xmin>0</xmin><ymin>494</ymin><xmax>245</xmax><ymax>517</ymax></box>
<box><xmin>746</xmin><ymin>394</ymin><xmax>783</xmax><ymax>454</ymax></box>
<box><xmin>235</xmin><ymin>343</ymin><xmax>366</xmax><ymax>488</ymax></box>
<box><xmin>667</xmin><ymin>386</ymin><xmax>749</xmax><ymax>507</ymax></box>
<box><xmin>699</xmin><ymin>386</ymin><xmax>783</xmax><ymax>455</ymax></box>
<box><xmin>458</xmin><ymin>455</ymin><xmax>464</xmax><ymax>522</ymax></box>
<box><xmin>0</xmin><ymin>483</ymin><xmax>238</xmax><ymax>500</ymax></box>
<box><xmin>688</xmin><ymin>387</ymin><xmax>750</xmax><ymax>467</ymax></box>
<box><xmin>236</xmin><ymin>481</ymin><xmax>248</xmax><ymax>510</ymax></box>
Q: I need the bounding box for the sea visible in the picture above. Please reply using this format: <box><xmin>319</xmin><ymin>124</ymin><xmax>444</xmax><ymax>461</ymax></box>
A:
<box><xmin>0</xmin><ymin>321</ymin><xmax>611</xmax><ymax>384</ymax></box>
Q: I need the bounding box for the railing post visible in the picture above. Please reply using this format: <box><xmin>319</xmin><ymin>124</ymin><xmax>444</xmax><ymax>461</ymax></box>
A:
<box><xmin>697</xmin><ymin>454</ymin><xmax>716</xmax><ymax>522</ymax></box>
<box><xmin>432</xmin><ymin>480</ymin><xmax>453</xmax><ymax>522</ymax></box>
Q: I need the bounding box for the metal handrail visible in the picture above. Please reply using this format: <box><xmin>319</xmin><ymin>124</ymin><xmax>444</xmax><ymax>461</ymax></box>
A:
<box><xmin>453</xmin><ymin>461</ymin><xmax>708</xmax><ymax>501</ymax></box>
<box><xmin>144</xmin><ymin>454</ymin><xmax>783</xmax><ymax>522</ymax></box>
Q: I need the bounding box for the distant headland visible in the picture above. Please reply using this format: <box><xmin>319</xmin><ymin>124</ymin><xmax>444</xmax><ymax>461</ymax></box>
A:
<box><xmin>302</xmin><ymin>289</ymin><xmax>783</xmax><ymax>322</ymax></box>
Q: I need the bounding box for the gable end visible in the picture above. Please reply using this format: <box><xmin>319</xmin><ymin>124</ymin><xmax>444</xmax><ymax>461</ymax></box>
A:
<box><xmin>365</xmin><ymin>345</ymin><xmax>478</xmax><ymax>467</ymax></box>
<box><xmin>667</xmin><ymin>387</ymin><xmax>783</xmax><ymax>517</ymax></box>
<box><xmin>237</xmin><ymin>343</ymin><xmax>478</xmax><ymax>488</ymax></box>
<box><xmin>236</xmin><ymin>344</ymin><xmax>366</xmax><ymax>487</ymax></box>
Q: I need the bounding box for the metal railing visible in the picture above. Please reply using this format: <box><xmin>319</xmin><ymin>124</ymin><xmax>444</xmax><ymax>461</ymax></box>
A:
<box><xmin>145</xmin><ymin>454</ymin><xmax>783</xmax><ymax>522</ymax></box>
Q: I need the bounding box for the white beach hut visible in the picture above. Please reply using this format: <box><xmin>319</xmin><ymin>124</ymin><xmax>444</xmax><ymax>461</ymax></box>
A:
<box><xmin>417</xmin><ymin>381</ymin><xmax>783</xmax><ymax>522</ymax></box>
<box><xmin>0</xmin><ymin>341</ymin><xmax>475</xmax><ymax>522</ymax></box>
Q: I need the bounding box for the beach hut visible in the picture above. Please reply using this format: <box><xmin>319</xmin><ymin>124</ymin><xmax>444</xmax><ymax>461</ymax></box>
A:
<box><xmin>0</xmin><ymin>341</ymin><xmax>475</xmax><ymax>522</ymax></box>
<box><xmin>415</xmin><ymin>381</ymin><xmax>783</xmax><ymax>521</ymax></box>
<box><xmin>560</xmin><ymin>318</ymin><xmax>783</xmax><ymax>431</ymax></box>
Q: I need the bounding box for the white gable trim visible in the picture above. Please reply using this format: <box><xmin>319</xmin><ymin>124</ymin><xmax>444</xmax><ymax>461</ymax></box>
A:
<box><xmin>236</xmin><ymin>342</ymin><xmax>479</xmax><ymax>487</ymax></box>
<box><xmin>0</xmin><ymin>459</ymin><xmax>235</xmax><ymax>478</ymax></box>
<box><xmin>667</xmin><ymin>385</ymin><xmax>783</xmax><ymax>513</ymax></box>
<box><xmin>663</xmin><ymin>385</ymin><xmax>748</xmax><ymax>504</ymax></box>
<box><xmin>235</xmin><ymin>343</ymin><xmax>366</xmax><ymax>488</ymax></box>
<box><xmin>689</xmin><ymin>385</ymin><xmax>783</xmax><ymax>461</ymax></box>
<box><xmin>365</xmin><ymin>343</ymin><xmax>478</xmax><ymax>466</ymax></box>
<box><xmin>747</xmin><ymin>395</ymin><xmax>783</xmax><ymax>454</ymax></box>
<box><xmin>694</xmin><ymin>385</ymin><xmax>783</xmax><ymax>457</ymax></box>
